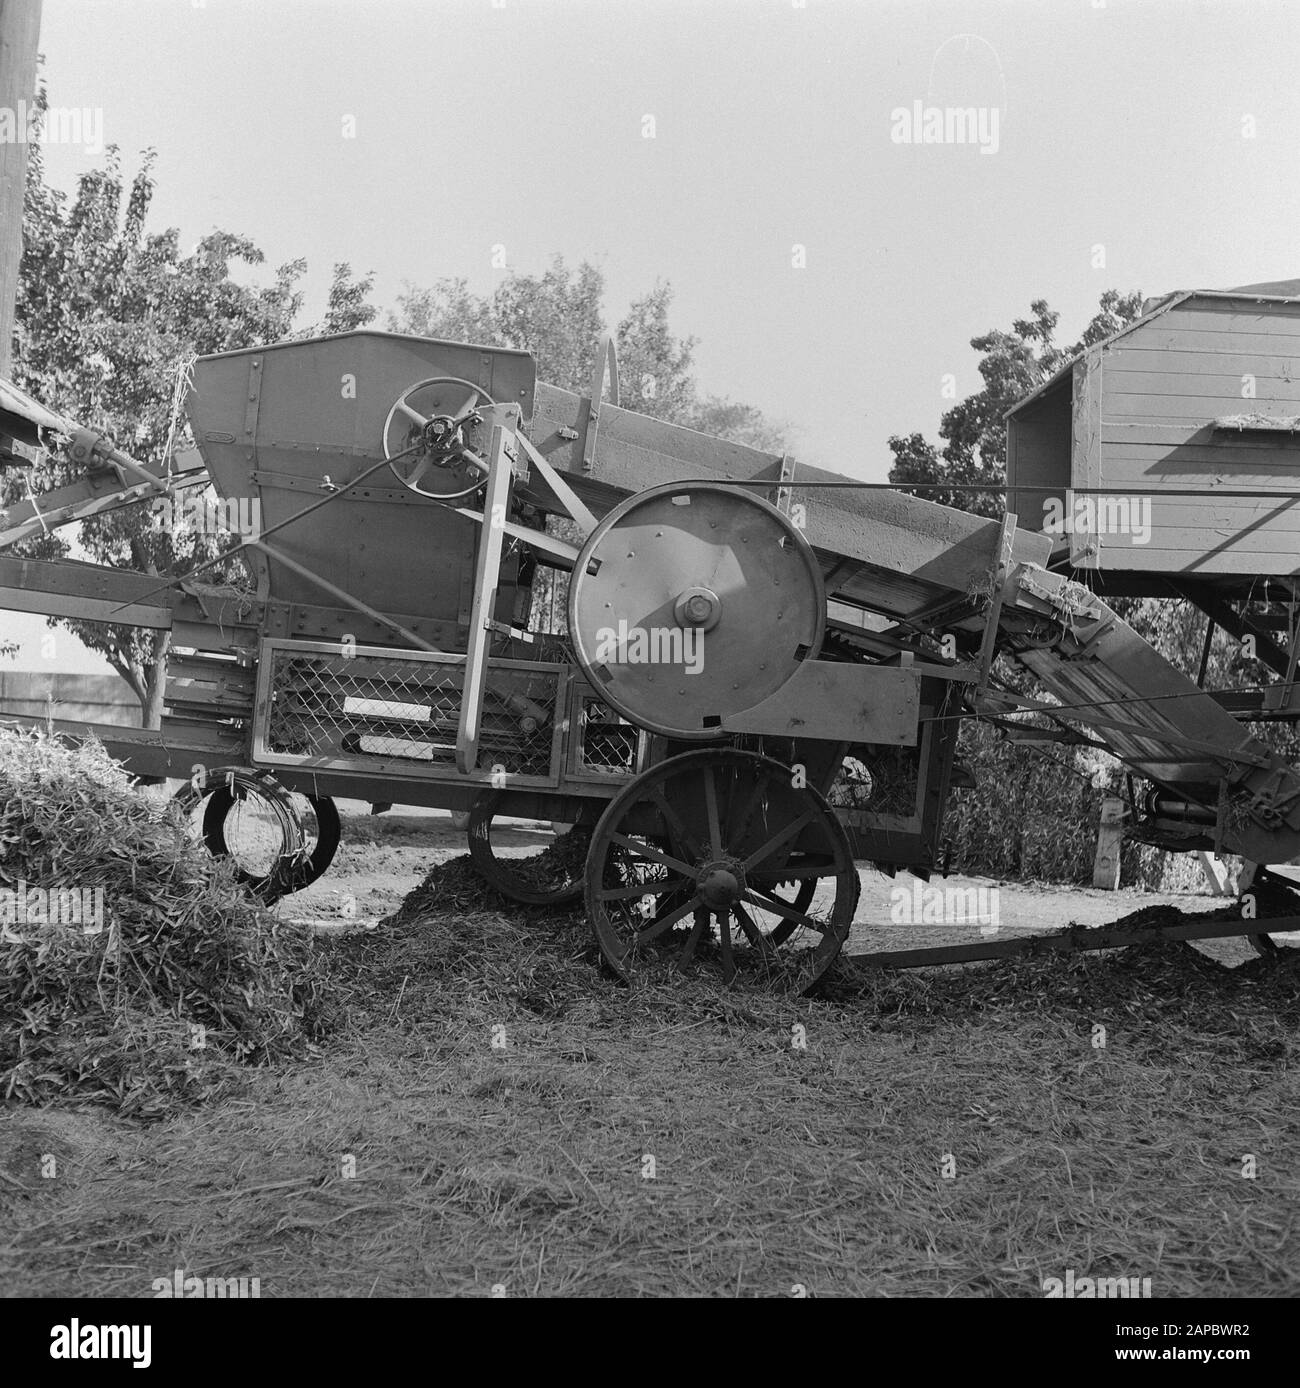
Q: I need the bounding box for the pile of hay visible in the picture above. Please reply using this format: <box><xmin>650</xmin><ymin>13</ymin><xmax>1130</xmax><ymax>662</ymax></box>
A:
<box><xmin>329</xmin><ymin>843</ymin><xmax>1300</xmax><ymax>1050</ymax></box>
<box><xmin>0</xmin><ymin>729</ymin><xmax>332</xmax><ymax>1117</ymax></box>
<box><xmin>324</xmin><ymin>849</ymin><xmax>638</xmax><ymax>1034</ymax></box>
<box><xmin>392</xmin><ymin>831</ymin><xmax>589</xmax><ymax>924</ymax></box>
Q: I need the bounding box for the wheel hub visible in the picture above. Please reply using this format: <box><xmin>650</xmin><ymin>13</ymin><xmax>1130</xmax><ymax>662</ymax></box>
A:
<box><xmin>674</xmin><ymin>586</ymin><xmax>721</xmax><ymax>632</ymax></box>
<box><xmin>422</xmin><ymin>413</ymin><xmax>458</xmax><ymax>451</ymax></box>
<box><xmin>697</xmin><ymin>857</ymin><xmax>746</xmax><ymax>907</ymax></box>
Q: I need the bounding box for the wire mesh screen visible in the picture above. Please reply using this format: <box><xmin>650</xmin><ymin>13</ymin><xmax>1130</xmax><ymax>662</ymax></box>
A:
<box><xmin>262</xmin><ymin>646</ymin><xmax>560</xmax><ymax>780</ymax></box>
<box><xmin>576</xmin><ymin>696</ymin><xmax>641</xmax><ymax>776</ymax></box>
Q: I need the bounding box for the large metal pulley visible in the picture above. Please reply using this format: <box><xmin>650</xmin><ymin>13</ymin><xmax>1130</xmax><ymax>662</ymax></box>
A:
<box><xmin>567</xmin><ymin>482</ymin><xmax>825</xmax><ymax>739</ymax></box>
<box><xmin>383</xmin><ymin>376</ymin><xmax>495</xmax><ymax>501</ymax></box>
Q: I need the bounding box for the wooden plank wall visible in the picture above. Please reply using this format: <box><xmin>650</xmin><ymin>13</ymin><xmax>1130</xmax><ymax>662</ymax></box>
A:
<box><xmin>1094</xmin><ymin>296</ymin><xmax>1300</xmax><ymax>574</ymax></box>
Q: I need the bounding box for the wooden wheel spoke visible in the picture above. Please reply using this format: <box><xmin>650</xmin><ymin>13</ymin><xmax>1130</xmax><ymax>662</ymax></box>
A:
<box><xmin>635</xmin><ymin>896</ymin><xmax>699</xmax><ymax>945</ymax></box>
<box><xmin>742</xmin><ymin>809</ymin><xmax>815</xmax><ymax>872</ymax></box>
<box><xmin>742</xmin><ymin>888</ymin><xmax>820</xmax><ymax>933</ymax></box>
<box><xmin>609</xmin><ymin>831</ymin><xmax>695</xmax><ymax>879</ymax></box>
<box><xmin>397</xmin><ymin>400</ymin><xmax>427</xmax><ymax>425</ymax></box>
<box><xmin>748</xmin><ymin>883</ymin><xmax>803</xmax><ymax>909</ymax></box>
<box><xmin>649</xmin><ymin>786</ymin><xmax>703</xmax><ymax>861</ymax></box>
<box><xmin>406</xmin><ymin>456</ymin><xmax>432</xmax><ymax>488</ymax></box>
<box><xmin>730</xmin><ymin>773</ymin><xmax>765</xmax><ymax>849</ymax></box>
<box><xmin>676</xmin><ymin>912</ymin><xmax>708</xmax><ymax>968</ymax></box>
<box><xmin>598</xmin><ymin>876</ymin><xmax>692</xmax><ymax>902</ymax></box>
<box><xmin>717</xmin><ymin>909</ymin><xmax>736</xmax><ymax>981</ymax></box>
<box><xmin>733</xmin><ymin>902</ymin><xmax>779</xmax><ymax>961</ymax></box>
<box><xmin>703</xmin><ymin>767</ymin><xmax>723</xmax><ymax>860</ymax></box>
<box><xmin>451</xmin><ymin>393</ymin><xmax>481</xmax><ymax>421</ymax></box>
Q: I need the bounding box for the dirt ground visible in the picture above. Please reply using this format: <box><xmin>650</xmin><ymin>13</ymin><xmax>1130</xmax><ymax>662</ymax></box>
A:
<box><xmin>5</xmin><ymin>800</ymin><xmax>1297</xmax><ymax>1300</ymax></box>
<box><xmin>279</xmin><ymin>802</ymin><xmax>1267</xmax><ymax>967</ymax></box>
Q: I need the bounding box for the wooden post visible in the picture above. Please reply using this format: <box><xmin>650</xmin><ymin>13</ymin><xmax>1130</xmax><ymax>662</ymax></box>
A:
<box><xmin>1092</xmin><ymin>794</ymin><xmax>1124</xmax><ymax>890</ymax></box>
<box><xmin>1197</xmin><ymin>852</ymin><xmax>1234</xmax><ymax>897</ymax></box>
<box><xmin>0</xmin><ymin>0</ymin><xmax>43</xmax><ymax>378</ymax></box>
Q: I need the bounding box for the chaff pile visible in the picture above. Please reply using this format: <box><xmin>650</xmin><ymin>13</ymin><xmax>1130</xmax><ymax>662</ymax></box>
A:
<box><xmin>0</xmin><ymin>728</ymin><xmax>332</xmax><ymax>1117</ymax></box>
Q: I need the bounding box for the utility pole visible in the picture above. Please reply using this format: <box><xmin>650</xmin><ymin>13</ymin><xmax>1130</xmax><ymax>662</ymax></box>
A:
<box><xmin>0</xmin><ymin>0</ymin><xmax>43</xmax><ymax>378</ymax></box>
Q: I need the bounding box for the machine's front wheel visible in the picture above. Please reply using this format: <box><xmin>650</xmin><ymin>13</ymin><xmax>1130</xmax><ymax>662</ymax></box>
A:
<box><xmin>585</xmin><ymin>749</ymin><xmax>857</xmax><ymax>993</ymax></box>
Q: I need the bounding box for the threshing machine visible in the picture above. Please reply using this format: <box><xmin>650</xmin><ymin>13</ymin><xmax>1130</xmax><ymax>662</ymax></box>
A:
<box><xmin>3</xmin><ymin>284</ymin><xmax>1300</xmax><ymax>991</ymax></box>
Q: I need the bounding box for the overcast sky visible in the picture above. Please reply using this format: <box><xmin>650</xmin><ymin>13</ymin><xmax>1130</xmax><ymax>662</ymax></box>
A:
<box><xmin>10</xmin><ymin>0</ymin><xmax>1300</xmax><ymax>671</ymax></box>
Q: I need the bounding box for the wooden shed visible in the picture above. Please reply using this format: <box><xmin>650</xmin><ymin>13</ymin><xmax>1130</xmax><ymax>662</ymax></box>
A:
<box><xmin>1006</xmin><ymin>285</ymin><xmax>1300</xmax><ymax>585</ymax></box>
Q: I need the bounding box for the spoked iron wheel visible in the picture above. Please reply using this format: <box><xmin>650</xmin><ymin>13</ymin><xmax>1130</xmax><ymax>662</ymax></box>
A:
<box><xmin>586</xmin><ymin>749</ymin><xmax>858</xmax><ymax>993</ymax></box>
<box><xmin>467</xmin><ymin>790</ymin><xmax>589</xmax><ymax>906</ymax></box>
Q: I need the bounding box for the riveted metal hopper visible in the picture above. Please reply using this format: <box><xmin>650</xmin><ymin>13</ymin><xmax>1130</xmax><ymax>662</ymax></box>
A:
<box><xmin>187</xmin><ymin>331</ymin><xmax>537</xmax><ymax>650</ymax></box>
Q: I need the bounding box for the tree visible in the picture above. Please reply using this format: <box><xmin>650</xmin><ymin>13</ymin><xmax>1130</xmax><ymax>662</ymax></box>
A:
<box><xmin>614</xmin><ymin>280</ymin><xmax>698</xmax><ymax>421</ymax></box>
<box><xmin>686</xmin><ymin>397</ymin><xmax>794</xmax><ymax>454</ymax></box>
<box><xmin>887</xmin><ymin>290</ymin><xmax>1144</xmax><ymax>516</ymax></box>
<box><xmin>388</xmin><ymin>260</ymin><xmax>794</xmax><ymax>639</ymax></box>
<box><xmin>492</xmin><ymin>257</ymin><xmax>606</xmax><ymax>395</ymax></box>
<box><xmin>388</xmin><ymin>255</ymin><xmax>603</xmax><ymax>394</ymax></box>
<box><xmin>388</xmin><ymin>276</ymin><xmax>494</xmax><ymax>349</ymax></box>
<box><xmin>388</xmin><ymin>258</ymin><xmax>793</xmax><ymax>451</ymax></box>
<box><xmin>318</xmin><ymin>262</ymin><xmax>378</xmax><ymax>335</ymax></box>
<box><xmin>615</xmin><ymin>281</ymin><xmax>799</xmax><ymax>450</ymax></box>
<box><xmin>9</xmin><ymin>99</ymin><xmax>375</xmax><ymax>724</ymax></box>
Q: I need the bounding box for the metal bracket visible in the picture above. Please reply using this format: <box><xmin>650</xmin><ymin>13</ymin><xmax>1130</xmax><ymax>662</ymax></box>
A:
<box><xmin>773</xmin><ymin>454</ymin><xmax>796</xmax><ymax>515</ymax></box>
<box><xmin>456</xmin><ymin>422</ymin><xmax>517</xmax><ymax>775</ymax></box>
<box><xmin>973</xmin><ymin>514</ymin><xmax>1017</xmax><ymax>701</ymax></box>
<box><xmin>0</xmin><ymin>433</ymin><xmax>39</xmax><ymax>466</ymax></box>
<box><xmin>486</xmin><ymin>619</ymin><xmax>535</xmax><ymax>644</ymax></box>
<box><xmin>451</xmin><ymin>500</ymin><xmax>587</xmax><ymax>570</ymax></box>
<box><xmin>515</xmin><ymin>430</ymin><xmax>598</xmax><ymax>537</ymax></box>
<box><xmin>242</xmin><ymin>357</ymin><xmax>263</xmax><ymax>445</ymax></box>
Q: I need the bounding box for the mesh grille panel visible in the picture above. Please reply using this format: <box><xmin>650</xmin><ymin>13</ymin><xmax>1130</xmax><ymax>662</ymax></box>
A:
<box><xmin>264</xmin><ymin>647</ymin><xmax>558</xmax><ymax>779</ymax></box>
<box><xmin>577</xmin><ymin>697</ymin><xmax>640</xmax><ymax>776</ymax></box>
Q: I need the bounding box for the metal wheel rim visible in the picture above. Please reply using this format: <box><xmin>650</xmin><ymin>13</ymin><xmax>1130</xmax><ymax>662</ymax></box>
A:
<box><xmin>467</xmin><ymin>789</ymin><xmax>588</xmax><ymax>906</ymax></box>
